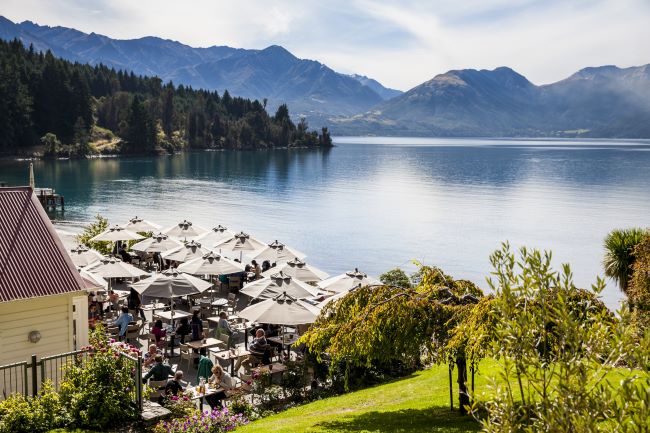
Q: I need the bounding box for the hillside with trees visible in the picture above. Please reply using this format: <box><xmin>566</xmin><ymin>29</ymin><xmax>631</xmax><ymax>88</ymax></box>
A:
<box><xmin>0</xmin><ymin>38</ymin><xmax>333</xmax><ymax>157</ymax></box>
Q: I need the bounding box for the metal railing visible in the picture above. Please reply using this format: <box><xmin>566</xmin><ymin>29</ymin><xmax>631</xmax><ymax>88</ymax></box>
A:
<box><xmin>0</xmin><ymin>350</ymin><xmax>143</xmax><ymax>411</ymax></box>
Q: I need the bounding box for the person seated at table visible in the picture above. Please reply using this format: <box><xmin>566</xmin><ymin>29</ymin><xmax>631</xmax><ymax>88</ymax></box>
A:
<box><xmin>235</xmin><ymin>328</ymin><xmax>270</xmax><ymax>373</ymax></box>
<box><xmin>190</xmin><ymin>310</ymin><xmax>204</xmax><ymax>341</ymax></box>
<box><xmin>176</xmin><ymin>317</ymin><xmax>191</xmax><ymax>344</ymax></box>
<box><xmin>164</xmin><ymin>370</ymin><xmax>184</xmax><ymax>402</ymax></box>
<box><xmin>118</xmin><ymin>244</ymin><xmax>131</xmax><ymax>263</ymax></box>
<box><xmin>88</xmin><ymin>303</ymin><xmax>99</xmax><ymax>329</ymax></box>
<box><xmin>143</xmin><ymin>344</ymin><xmax>161</xmax><ymax>368</ymax></box>
<box><xmin>106</xmin><ymin>290</ymin><xmax>120</xmax><ymax>313</ymax></box>
<box><xmin>205</xmin><ymin>365</ymin><xmax>232</xmax><ymax>409</ymax></box>
<box><xmin>216</xmin><ymin>312</ymin><xmax>236</xmax><ymax>347</ymax></box>
<box><xmin>143</xmin><ymin>354</ymin><xmax>174</xmax><ymax>382</ymax></box>
<box><xmin>112</xmin><ymin>306</ymin><xmax>134</xmax><ymax>340</ymax></box>
<box><xmin>151</xmin><ymin>319</ymin><xmax>167</xmax><ymax>349</ymax></box>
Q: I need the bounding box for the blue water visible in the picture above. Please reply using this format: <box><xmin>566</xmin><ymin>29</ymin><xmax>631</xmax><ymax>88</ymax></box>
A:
<box><xmin>2</xmin><ymin>136</ymin><xmax>649</xmax><ymax>309</ymax></box>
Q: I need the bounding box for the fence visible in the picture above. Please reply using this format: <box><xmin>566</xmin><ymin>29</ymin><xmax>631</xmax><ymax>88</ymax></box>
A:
<box><xmin>0</xmin><ymin>350</ymin><xmax>143</xmax><ymax>411</ymax></box>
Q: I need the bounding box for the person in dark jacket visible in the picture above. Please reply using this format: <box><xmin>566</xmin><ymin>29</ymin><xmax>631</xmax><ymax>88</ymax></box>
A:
<box><xmin>143</xmin><ymin>355</ymin><xmax>174</xmax><ymax>382</ymax></box>
<box><xmin>175</xmin><ymin>317</ymin><xmax>191</xmax><ymax>344</ymax></box>
<box><xmin>190</xmin><ymin>310</ymin><xmax>203</xmax><ymax>341</ymax></box>
<box><xmin>128</xmin><ymin>288</ymin><xmax>146</xmax><ymax>321</ymax></box>
<box><xmin>164</xmin><ymin>371</ymin><xmax>184</xmax><ymax>402</ymax></box>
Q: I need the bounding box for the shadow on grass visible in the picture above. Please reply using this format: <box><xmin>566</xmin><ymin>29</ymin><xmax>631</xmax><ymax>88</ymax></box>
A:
<box><xmin>314</xmin><ymin>406</ymin><xmax>481</xmax><ymax>433</ymax></box>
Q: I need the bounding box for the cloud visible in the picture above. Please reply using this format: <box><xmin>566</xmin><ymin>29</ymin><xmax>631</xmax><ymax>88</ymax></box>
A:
<box><xmin>1</xmin><ymin>0</ymin><xmax>648</xmax><ymax>90</ymax></box>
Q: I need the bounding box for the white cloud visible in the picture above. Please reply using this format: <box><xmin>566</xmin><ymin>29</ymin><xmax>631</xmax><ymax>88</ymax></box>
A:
<box><xmin>1</xmin><ymin>0</ymin><xmax>648</xmax><ymax>90</ymax></box>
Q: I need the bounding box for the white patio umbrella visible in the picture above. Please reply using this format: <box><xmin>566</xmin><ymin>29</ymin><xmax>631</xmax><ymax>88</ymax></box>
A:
<box><xmin>131</xmin><ymin>233</ymin><xmax>183</xmax><ymax>253</ymax></box>
<box><xmin>161</xmin><ymin>240</ymin><xmax>212</xmax><ymax>263</ymax></box>
<box><xmin>241</xmin><ymin>271</ymin><xmax>321</xmax><ymax>300</ymax></box>
<box><xmin>248</xmin><ymin>240</ymin><xmax>306</xmax><ymax>264</ymax></box>
<box><xmin>79</xmin><ymin>267</ymin><xmax>108</xmax><ymax>290</ymax></box>
<box><xmin>261</xmin><ymin>258</ymin><xmax>329</xmax><ymax>283</ymax></box>
<box><xmin>214</xmin><ymin>231</ymin><xmax>266</xmax><ymax>261</ymax></box>
<box><xmin>196</xmin><ymin>225</ymin><xmax>235</xmax><ymax>246</ymax></box>
<box><xmin>177</xmin><ymin>252</ymin><xmax>244</xmax><ymax>276</ymax></box>
<box><xmin>238</xmin><ymin>292</ymin><xmax>321</xmax><ymax>325</ymax></box>
<box><xmin>85</xmin><ymin>256</ymin><xmax>150</xmax><ymax>279</ymax></box>
<box><xmin>163</xmin><ymin>220</ymin><xmax>209</xmax><ymax>240</ymax></box>
<box><xmin>69</xmin><ymin>244</ymin><xmax>104</xmax><ymax>267</ymax></box>
<box><xmin>89</xmin><ymin>224</ymin><xmax>144</xmax><ymax>242</ymax></box>
<box><xmin>130</xmin><ymin>268</ymin><xmax>212</xmax><ymax>299</ymax></box>
<box><xmin>318</xmin><ymin>268</ymin><xmax>380</xmax><ymax>293</ymax></box>
<box><xmin>125</xmin><ymin>216</ymin><xmax>161</xmax><ymax>233</ymax></box>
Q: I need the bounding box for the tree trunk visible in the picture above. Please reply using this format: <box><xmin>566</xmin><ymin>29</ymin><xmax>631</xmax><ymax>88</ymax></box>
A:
<box><xmin>456</xmin><ymin>355</ymin><xmax>469</xmax><ymax>414</ymax></box>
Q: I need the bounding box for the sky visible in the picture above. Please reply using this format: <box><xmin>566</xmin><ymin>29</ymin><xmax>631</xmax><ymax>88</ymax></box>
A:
<box><xmin>1</xmin><ymin>0</ymin><xmax>649</xmax><ymax>90</ymax></box>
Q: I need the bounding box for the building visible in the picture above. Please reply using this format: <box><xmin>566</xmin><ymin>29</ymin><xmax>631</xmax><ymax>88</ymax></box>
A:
<box><xmin>0</xmin><ymin>187</ymin><xmax>89</xmax><ymax>367</ymax></box>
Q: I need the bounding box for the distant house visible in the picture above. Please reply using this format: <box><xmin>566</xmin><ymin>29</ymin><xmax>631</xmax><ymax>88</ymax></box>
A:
<box><xmin>0</xmin><ymin>187</ymin><xmax>90</xmax><ymax>367</ymax></box>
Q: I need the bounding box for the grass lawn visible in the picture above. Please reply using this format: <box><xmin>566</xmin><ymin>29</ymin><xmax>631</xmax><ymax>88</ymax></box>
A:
<box><xmin>238</xmin><ymin>361</ymin><xmax>499</xmax><ymax>433</ymax></box>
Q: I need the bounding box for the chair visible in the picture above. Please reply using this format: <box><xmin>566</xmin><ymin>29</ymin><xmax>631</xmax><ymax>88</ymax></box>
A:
<box><xmin>226</xmin><ymin>293</ymin><xmax>238</xmax><ymax>315</ymax></box>
<box><xmin>216</xmin><ymin>333</ymin><xmax>230</xmax><ymax>349</ymax></box>
<box><xmin>179</xmin><ymin>344</ymin><xmax>199</xmax><ymax>371</ymax></box>
<box><xmin>125</xmin><ymin>324</ymin><xmax>141</xmax><ymax>345</ymax></box>
<box><xmin>147</xmin><ymin>379</ymin><xmax>168</xmax><ymax>401</ymax></box>
<box><xmin>228</xmin><ymin>277</ymin><xmax>241</xmax><ymax>292</ymax></box>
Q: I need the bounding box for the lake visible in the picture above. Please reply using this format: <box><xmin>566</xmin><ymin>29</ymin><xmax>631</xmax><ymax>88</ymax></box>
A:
<box><xmin>2</xmin><ymin>136</ymin><xmax>650</xmax><ymax>310</ymax></box>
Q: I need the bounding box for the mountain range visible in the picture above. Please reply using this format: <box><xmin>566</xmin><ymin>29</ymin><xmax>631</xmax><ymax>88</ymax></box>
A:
<box><xmin>0</xmin><ymin>16</ymin><xmax>399</xmax><ymax>117</ymax></box>
<box><xmin>1</xmin><ymin>16</ymin><xmax>649</xmax><ymax>138</ymax></box>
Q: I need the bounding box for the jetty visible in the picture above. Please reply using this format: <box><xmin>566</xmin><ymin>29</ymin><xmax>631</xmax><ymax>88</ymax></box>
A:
<box><xmin>34</xmin><ymin>187</ymin><xmax>65</xmax><ymax>211</ymax></box>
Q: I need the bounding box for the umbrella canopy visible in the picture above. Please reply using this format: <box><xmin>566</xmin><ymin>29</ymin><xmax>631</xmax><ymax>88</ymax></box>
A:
<box><xmin>85</xmin><ymin>256</ymin><xmax>150</xmax><ymax>279</ymax></box>
<box><xmin>241</xmin><ymin>271</ymin><xmax>321</xmax><ymax>300</ymax></box>
<box><xmin>130</xmin><ymin>268</ymin><xmax>212</xmax><ymax>298</ymax></box>
<box><xmin>249</xmin><ymin>240</ymin><xmax>306</xmax><ymax>263</ymax></box>
<box><xmin>261</xmin><ymin>258</ymin><xmax>329</xmax><ymax>283</ymax></box>
<box><xmin>214</xmin><ymin>231</ymin><xmax>266</xmax><ymax>253</ymax></box>
<box><xmin>178</xmin><ymin>252</ymin><xmax>244</xmax><ymax>276</ymax></box>
<box><xmin>69</xmin><ymin>244</ymin><xmax>104</xmax><ymax>267</ymax></box>
<box><xmin>79</xmin><ymin>267</ymin><xmax>108</xmax><ymax>289</ymax></box>
<box><xmin>161</xmin><ymin>240</ymin><xmax>212</xmax><ymax>263</ymax></box>
<box><xmin>318</xmin><ymin>268</ymin><xmax>380</xmax><ymax>293</ymax></box>
<box><xmin>163</xmin><ymin>220</ymin><xmax>209</xmax><ymax>240</ymax></box>
<box><xmin>131</xmin><ymin>232</ymin><xmax>183</xmax><ymax>253</ymax></box>
<box><xmin>238</xmin><ymin>292</ymin><xmax>321</xmax><ymax>325</ymax></box>
<box><xmin>196</xmin><ymin>225</ymin><xmax>235</xmax><ymax>246</ymax></box>
<box><xmin>125</xmin><ymin>216</ymin><xmax>161</xmax><ymax>233</ymax></box>
<box><xmin>90</xmin><ymin>224</ymin><xmax>144</xmax><ymax>242</ymax></box>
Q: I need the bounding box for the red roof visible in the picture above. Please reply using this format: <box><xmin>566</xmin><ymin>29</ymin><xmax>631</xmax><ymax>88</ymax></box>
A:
<box><xmin>0</xmin><ymin>187</ymin><xmax>86</xmax><ymax>302</ymax></box>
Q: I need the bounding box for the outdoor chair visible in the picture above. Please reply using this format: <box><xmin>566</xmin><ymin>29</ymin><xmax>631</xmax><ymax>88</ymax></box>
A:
<box><xmin>228</xmin><ymin>277</ymin><xmax>240</xmax><ymax>292</ymax></box>
<box><xmin>179</xmin><ymin>344</ymin><xmax>199</xmax><ymax>371</ymax></box>
<box><xmin>147</xmin><ymin>379</ymin><xmax>167</xmax><ymax>401</ymax></box>
<box><xmin>125</xmin><ymin>324</ymin><xmax>141</xmax><ymax>345</ymax></box>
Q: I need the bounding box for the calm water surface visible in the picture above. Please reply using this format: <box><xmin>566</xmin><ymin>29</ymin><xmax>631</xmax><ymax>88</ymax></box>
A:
<box><xmin>2</xmin><ymin>137</ymin><xmax>650</xmax><ymax>309</ymax></box>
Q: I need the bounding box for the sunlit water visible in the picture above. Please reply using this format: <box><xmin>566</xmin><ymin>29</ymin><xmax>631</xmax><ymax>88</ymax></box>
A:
<box><xmin>2</xmin><ymin>137</ymin><xmax>649</xmax><ymax>310</ymax></box>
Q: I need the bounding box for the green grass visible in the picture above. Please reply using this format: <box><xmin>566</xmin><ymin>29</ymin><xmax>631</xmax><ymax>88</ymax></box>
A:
<box><xmin>238</xmin><ymin>361</ymin><xmax>499</xmax><ymax>433</ymax></box>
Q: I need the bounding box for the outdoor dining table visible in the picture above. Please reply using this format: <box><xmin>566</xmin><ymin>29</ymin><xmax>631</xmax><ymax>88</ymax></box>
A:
<box><xmin>267</xmin><ymin>334</ymin><xmax>300</xmax><ymax>358</ymax></box>
<box><xmin>213</xmin><ymin>348</ymin><xmax>250</xmax><ymax>375</ymax></box>
<box><xmin>142</xmin><ymin>302</ymin><xmax>166</xmax><ymax>313</ymax></box>
<box><xmin>196</xmin><ymin>297</ymin><xmax>228</xmax><ymax>311</ymax></box>
<box><xmin>252</xmin><ymin>362</ymin><xmax>287</xmax><ymax>386</ymax></box>
<box><xmin>188</xmin><ymin>384</ymin><xmax>224</xmax><ymax>412</ymax></box>
<box><xmin>205</xmin><ymin>317</ymin><xmax>251</xmax><ymax>348</ymax></box>
<box><xmin>154</xmin><ymin>309</ymin><xmax>192</xmax><ymax>324</ymax></box>
<box><xmin>185</xmin><ymin>337</ymin><xmax>225</xmax><ymax>351</ymax></box>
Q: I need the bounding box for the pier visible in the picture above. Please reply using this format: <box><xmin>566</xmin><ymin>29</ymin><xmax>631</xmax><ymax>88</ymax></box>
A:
<box><xmin>34</xmin><ymin>187</ymin><xmax>65</xmax><ymax>211</ymax></box>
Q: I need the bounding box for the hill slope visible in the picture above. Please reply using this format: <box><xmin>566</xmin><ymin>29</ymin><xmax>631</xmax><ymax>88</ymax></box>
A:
<box><xmin>0</xmin><ymin>16</ymin><xmax>401</xmax><ymax>118</ymax></box>
<box><xmin>332</xmin><ymin>65</ymin><xmax>650</xmax><ymax>138</ymax></box>
<box><xmin>238</xmin><ymin>363</ymin><xmax>492</xmax><ymax>433</ymax></box>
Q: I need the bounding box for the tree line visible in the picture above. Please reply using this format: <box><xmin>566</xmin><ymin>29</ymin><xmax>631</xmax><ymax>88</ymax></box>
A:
<box><xmin>0</xmin><ymin>38</ymin><xmax>333</xmax><ymax>156</ymax></box>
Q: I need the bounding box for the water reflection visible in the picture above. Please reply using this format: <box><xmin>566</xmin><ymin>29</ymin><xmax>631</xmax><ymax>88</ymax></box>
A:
<box><xmin>1</xmin><ymin>138</ymin><xmax>649</xmax><ymax>310</ymax></box>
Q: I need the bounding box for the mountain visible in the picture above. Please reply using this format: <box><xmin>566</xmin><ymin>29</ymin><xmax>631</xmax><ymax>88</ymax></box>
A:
<box><xmin>0</xmin><ymin>16</ymin><xmax>400</xmax><ymax>118</ymax></box>
<box><xmin>348</xmin><ymin>74</ymin><xmax>402</xmax><ymax>100</ymax></box>
<box><xmin>331</xmin><ymin>65</ymin><xmax>650</xmax><ymax>138</ymax></box>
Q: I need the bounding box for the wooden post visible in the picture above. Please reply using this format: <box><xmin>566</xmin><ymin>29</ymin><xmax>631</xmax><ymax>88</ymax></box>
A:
<box><xmin>448</xmin><ymin>363</ymin><xmax>453</xmax><ymax>411</ymax></box>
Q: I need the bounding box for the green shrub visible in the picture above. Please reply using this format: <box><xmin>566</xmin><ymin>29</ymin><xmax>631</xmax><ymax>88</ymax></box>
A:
<box><xmin>58</xmin><ymin>328</ymin><xmax>140</xmax><ymax>429</ymax></box>
<box><xmin>0</xmin><ymin>381</ymin><xmax>67</xmax><ymax>433</ymax></box>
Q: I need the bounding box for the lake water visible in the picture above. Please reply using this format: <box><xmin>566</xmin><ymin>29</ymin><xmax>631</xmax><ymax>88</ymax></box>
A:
<box><xmin>2</xmin><ymin>137</ymin><xmax>650</xmax><ymax>310</ymax></box>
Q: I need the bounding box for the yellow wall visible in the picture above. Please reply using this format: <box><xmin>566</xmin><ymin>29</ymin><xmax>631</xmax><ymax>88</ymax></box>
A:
<box><xmin>0</xmin><ymin>291</ymin><xmax>88</xmax><ymax>365</ymax></box>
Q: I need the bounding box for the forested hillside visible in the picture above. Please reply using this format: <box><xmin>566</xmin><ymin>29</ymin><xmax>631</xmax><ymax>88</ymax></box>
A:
<box><xmin>0</xmin><ymin>39</ymin><xmax>333</xmax><ymax>156</ymax></box>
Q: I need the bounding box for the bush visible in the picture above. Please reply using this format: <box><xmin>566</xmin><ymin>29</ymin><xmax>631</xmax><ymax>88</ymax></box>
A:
<box><xmin>164</xmin><ymin>393</ymin><xmax>199</xmax><ymax>418</ymax></box>
<box><xmin>0</xmin><ymin>381</ymin><xmax>67</xmax><ymax>433</ymax></box>
<box><xmin>58</xmin><ymin>328</ymin><xmax>140</xmax><ymax>429</ymax></box>
<box><xmin>152</xmin><ymin>407</ymin><xmax>248</xmax><ymax>433</ymax></box>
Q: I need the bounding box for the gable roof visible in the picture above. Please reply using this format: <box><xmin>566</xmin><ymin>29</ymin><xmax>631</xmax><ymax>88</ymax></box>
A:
<box><xmin>0</xmin><ymin>187</ymin><xmax>86</xmax><ymax>302</ymax></box>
